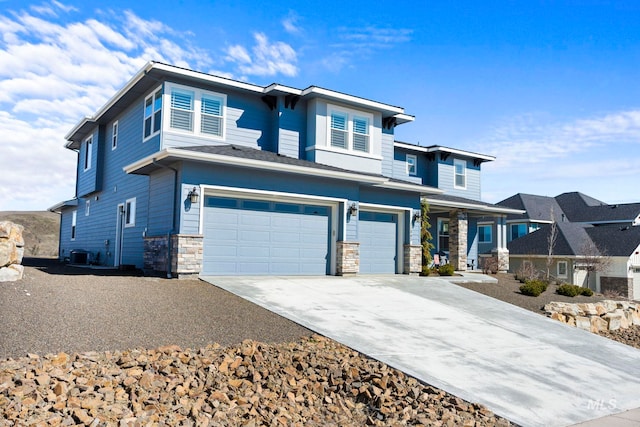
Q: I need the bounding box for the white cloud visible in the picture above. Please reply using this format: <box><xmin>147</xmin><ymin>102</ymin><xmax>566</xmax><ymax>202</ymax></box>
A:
<box><xmin>282</xmin><ymin>11</ymin><xmax>301</xmax><ymax>35</ymax></box>
<box><xmin>321</xmin><ymin>26</ymin><xmax>412</xmax><ymax>72</ymax></box>
<box><xmin>476</xmin><ymin>110</ymin><xmax>640</xmax><ymax>204</ymax></box>
<box><xmin>225</xmin><ymin>32</ymin><xmax>298</xmax><ymax>77</ymax></box>
<box><xmin>0</xmin><ymin>4</ymin><xmax>214</xmax><ymax>211</ymax></box>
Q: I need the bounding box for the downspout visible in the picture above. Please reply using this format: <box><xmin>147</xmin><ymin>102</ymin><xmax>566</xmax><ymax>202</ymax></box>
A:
<box><xmin>152</xmin><ymin>159</ymin><xmax>179</xmax><ymax>278</ymax></box>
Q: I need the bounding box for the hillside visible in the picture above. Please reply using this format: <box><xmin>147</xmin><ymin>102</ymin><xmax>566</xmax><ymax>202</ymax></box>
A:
<box><xmin>0</xmin><ymin>211</ymin><xmax>60</xmax><ymax>257</ymax></box>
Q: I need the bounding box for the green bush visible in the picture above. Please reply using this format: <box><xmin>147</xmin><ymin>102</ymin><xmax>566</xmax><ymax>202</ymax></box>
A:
<box><xmin>519</xmin><ymin>279</ymin><xmax>548</xmax><ymax>297</ymax></box>
<box><xmin>438</xmin><ymin>264</ymin><xmax>455</xmax><ymax>276</ymax></box>
<box><xmin>581</xmin><ymin>287</ymin><xmax>594</xmax><ymax>296</ymax></box>
<box><xmin>557</xmin><ymin>283</ymin><xmax>593</xmax><ymax>297</ymax></box>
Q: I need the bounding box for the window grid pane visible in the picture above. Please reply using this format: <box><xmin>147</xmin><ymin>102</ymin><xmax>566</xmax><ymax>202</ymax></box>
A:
<box><xmin>170</xmin><ymin>91</ymin><xmax>194</xmax><ymax>131</ymax></box>
<box><xmin>201</xmin><ymin>96</ymin><xmax>223</xmax><ymax>136</ymax></box>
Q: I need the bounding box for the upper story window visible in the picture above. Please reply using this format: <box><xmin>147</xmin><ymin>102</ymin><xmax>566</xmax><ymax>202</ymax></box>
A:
<box><xmin>165</xmin><ymin>82</ymin><xmax>226</xmax><ymax>140</ymax></box>
<box><xmin>83</xmin><ymin>136</ymin><xmax>93</xmax><ymax>171</ymax></box>
<box><xmin>454</xmin><ymin>159</ymin><xmax>466</xmax><ymax>189</ymax></box>
<box><xmin>328</xmin><ymin>106</ymin><xmax>373</xmax><ymax>154</ymax></box>
<box><xmin>478</xmin><ymin>224</ymin><xmax>492</xmax><ymax>243</ymax></box>
<box><xmin>144</xmin><ymin>88</ymin><xmax>162</xmax><ymax>140</ymax></box>
<box><xmin>510</xmin><ymin>223</ymin><xmax>528</xmax><ymax>241</ymax></box>
<box><xmin>112</xmin><ymin>121</ymin><xmax>118</xmax><ymax>150</ymax></box>
<box><xmin>406</xmin><ymin>154</ymin><xmax>417</xmax><ymax>176</ymax></box>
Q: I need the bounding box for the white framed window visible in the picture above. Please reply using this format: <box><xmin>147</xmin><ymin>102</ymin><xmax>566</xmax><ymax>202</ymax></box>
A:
<box><xmin>165</xmin><ymin>82</ymin><xmax>227</xmax><ymax>140</ymax></box>
<box><xmin>201</xmin><ymin>94</ymin><xmax>224</xmax><ymax>137</ymax></box>
<box><xmin>478</xmin><ymin>224</ymin><xmax>492</xmax><ymax>243</ymax></box>
<box><xmin>406</xmin><ymin>154</ymin><xmax>417</xmax><ymax>176</ymax></box>
<box><xmin>85</xmin><ymin>200</ymin><xmax>90</xmax><ymax>217</ymax></box>
<box><xmin>144</xmin><ymin>88</ymin><xmax>162</xmax><ymax>140</ymax></box>
<box><xmin>557</xmin><ymin>261</ymin><xmax>568</xmax><ymax>278</ymax></box>
<box><xmin>170</xmin><ymin>88</ymin><xmax>194</xmax><ymax>131</ymax></box>
<box><xmin>125</xmin><ymin>197</ymin><xmax>136</xmax><ymax>227</ymax></box>
<box><xmin>454</xmin><ymin>159</ymin><xmax>466</xmax><ymax>189</ymax></box>
<box><xmin>71</xmin><ymin>210</ymin><xmax>77</xmax><ymax>240</ymax></box>
<box><xmin>83</xmin><ymin>136</ymin><xmax>93</xmax><ymax>171</ymax></box>
<box><xmin>112</xmin><ymin>121</ymin><xmax>118</xmax><ymax>150</ymax></box>
<box><xmin>437</xmin><ymin>218</ymin><xmax>449</xmax><ymax>254</ymax></box>
<box><xmin>327</xmin><ymin>106</ymin><xmax>373</xmax><ymax>154</ymax></box>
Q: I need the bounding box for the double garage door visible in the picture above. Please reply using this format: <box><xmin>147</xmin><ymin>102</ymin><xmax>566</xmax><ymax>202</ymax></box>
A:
<box><xmin>202</xmin><ymin>196</ymin><xmax>331</xmax><ymax>275</ymax></box>
<box><xmin>202</xmin><ymin>196</ymin><xmax>400</xmax><ymax>276</ymax></box>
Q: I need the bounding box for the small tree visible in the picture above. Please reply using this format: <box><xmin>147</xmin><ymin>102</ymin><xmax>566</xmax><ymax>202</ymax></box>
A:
<box><xmin>545</xmin><ymin>208</ymin><xmax>558</xmax><ymax>281</ymax></box>
<box><xmin>579</xmin><ymin>239</ymin><xmax>612</xmax><ymax>289</ymax></box>
<box><xmin>421</xmin><ymin>200</ymin><xmax>434</xmax><ymax>275</ymax></box>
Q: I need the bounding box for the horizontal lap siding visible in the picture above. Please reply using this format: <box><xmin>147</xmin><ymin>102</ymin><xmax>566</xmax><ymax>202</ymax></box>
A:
<box><xmin>77</xmin><ymin>130</ymin><xmax>98</xmax><ymax>197</ymax></box>
<box><xmin>162</xmin><ymin>88</ymin><xmax>272</xmax><ymax>150</ymax></box>
<box><xmin>60</xmin><ymin>94</ymin><xmax>158</xmax><ymax>268</ymax></box>
<box><xmin>381</xmin><ymin>131</ymin><xmax>394</xmax><ymax>177</ymax></box>
<box><xmin>438</xmin><ymin>159</ymin><xmax>481</xmax><ymax>200</ymax></box>
<box><xmin>278</xmin><ymin>101</ymin><xmax>306</xmax><ymax>158</ymax></box>
<box><xmin>148</xmin><ymin>168</ymin><xmax>175</xmax><ymax>235</ymax></box>
<box><xmin>392</xmin><ymin>148</ymin><xmax>422</xmax><ymax>184</ymax></box>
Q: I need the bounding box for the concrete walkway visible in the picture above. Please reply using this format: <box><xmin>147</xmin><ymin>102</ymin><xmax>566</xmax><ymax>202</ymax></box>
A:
<box><xmin>201</xmin><ymin>274</ymin><xmax>640</xmax><ymax>427</ymax></box>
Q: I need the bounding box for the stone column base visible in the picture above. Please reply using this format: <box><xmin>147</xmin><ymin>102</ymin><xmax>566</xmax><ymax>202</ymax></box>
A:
<box><xmin>337</xmin><ymin>241</ymin><xmax>359</xmax><ymax>275</ymax></box>
<box><xmin>403</xmin><ymin>244</ymin><xmax>422</xmax><ymax>275</ymax></box>
<box><xmin>491</xmin><ymin>248</ymin><xmax>509</xmax><ymax>273</ymax></box>
<box><xmin>144</xmin><ymin>234</ymin><xmax>203</xmax><ymax>278</ymax></box>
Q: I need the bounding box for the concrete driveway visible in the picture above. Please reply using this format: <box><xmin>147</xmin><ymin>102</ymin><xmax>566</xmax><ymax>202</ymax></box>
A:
<box><xmin>202</xmin><ymin>274</ymin><xmax>640</xmax><ymax>427</ymax></box>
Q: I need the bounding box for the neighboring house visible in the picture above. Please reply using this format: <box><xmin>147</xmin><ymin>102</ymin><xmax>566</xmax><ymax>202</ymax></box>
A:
<box><xmin>50</xmin><ymin>62</ymin><xmax>520</xmax><ymax>277</ymax></box>
<box><xmin>499</xmin><ymin>192</ymin><xmax>640</xmax><ymax>299</ymax></box>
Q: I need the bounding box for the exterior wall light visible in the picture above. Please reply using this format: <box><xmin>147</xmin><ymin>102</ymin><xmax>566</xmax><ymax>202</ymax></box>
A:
<box><xmin>188</xmin><ymin>187</ymin><xmax>199</xmax><ymax>203</ymax></box>
<box><xmin>349</xmin><ymin>203</ymin><xmax>358</xmax><ymax>215</ymax></box>
<box><xmin>413</xmin><ymin>210</ymin><xmax>422</xmax><ymax>222</ymax></box>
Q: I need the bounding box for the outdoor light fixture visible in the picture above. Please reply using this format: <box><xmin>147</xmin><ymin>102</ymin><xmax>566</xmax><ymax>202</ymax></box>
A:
<box><xmin>413</xmin><ymin>210</ymin><xmax>421</xmax><ymax>222</ymax></box>
<box><xmin>349</xmin><ymin>203</ymin><xmax>358</xmax><ymax>215</ymax></box>
<box><xmin>188</xmin><ymin>187</ymin><xmax>199</xmax><ymax>203</ymax></box>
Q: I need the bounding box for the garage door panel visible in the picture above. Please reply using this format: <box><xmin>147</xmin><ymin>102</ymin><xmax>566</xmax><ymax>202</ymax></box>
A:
<box><xmin>359</xmin><ymin>211</ymin><xmax>397</xmax><ymax>274</ymax></box>
<box><xmin>202</xmin><ymin>197</ymin><xmax>330</xmax><ymax>275</ymax></box>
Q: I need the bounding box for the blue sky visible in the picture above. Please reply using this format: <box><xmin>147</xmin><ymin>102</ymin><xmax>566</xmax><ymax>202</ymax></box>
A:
<box><xmin>1</xmin><ymin>0</ymin><xmax>639</xmax><ymax>210</ymax></box>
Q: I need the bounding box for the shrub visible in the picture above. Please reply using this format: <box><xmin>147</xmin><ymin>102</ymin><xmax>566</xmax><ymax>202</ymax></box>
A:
<box><xmin>519</xmin><ymin>279</ymin><xmax>548</xmax><ymax>297</ymax></box>
<box><xmin>438</xmin><ymin>264</ymin><xmax>455</xmax><ymax>276</ymax></box>
<box><xmin>581</xmin><ymin>287</ymin><xmax>594</xmax><ymax>297</ymax></box>
<box><xmin>556</xmin><ymin>283</ymin><xmax>594</xmax><ymax>297</ymax></box>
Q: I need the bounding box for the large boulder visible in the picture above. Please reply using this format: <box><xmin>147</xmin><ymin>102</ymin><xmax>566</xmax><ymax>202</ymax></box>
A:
<box><xmin>0</xmin><ymin>221</ymin><xmax>25</xmax><ymax>282</ymax></box>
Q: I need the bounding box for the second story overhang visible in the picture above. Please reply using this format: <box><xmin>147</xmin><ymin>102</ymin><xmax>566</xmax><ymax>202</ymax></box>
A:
<box><xmin>394</xmin><ymin>141</ymin><xmax>495</xmax><ymax>166</ymax></box>
<box><xmin>66</xmin><ymin>61</ymin><xmax>415</xmax><ymax>148</ymax></box>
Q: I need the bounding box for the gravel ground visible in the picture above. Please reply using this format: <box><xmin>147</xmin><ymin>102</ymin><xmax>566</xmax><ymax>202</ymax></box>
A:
<box><xmin>454</xmin><ymin>273</ymin><xmax>609</xmax><ymax>314</ymax></box>
<box><xmin>1</xmin><ymin>259</ymin><xmax>513</xmax><ymax>425</ymax></box>
<box><xmin>1</xmin><ymin>258</ymin><xmax>313</xmax><ymax>359</ymax></box>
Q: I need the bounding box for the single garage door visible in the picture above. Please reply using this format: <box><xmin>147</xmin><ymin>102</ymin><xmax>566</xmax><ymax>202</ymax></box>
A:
<box><xmin>202</xmin><ymin>196</ymin><xmax>330</xmax><ymax>275</ymax></box>
<box><xmin>634</xmin><ymin>268</ymin><xmax>640</xmax><ymax>301</ymax></box>
<box><xmin>358</xmin><ymin>211</ymin><xmax>398</xmax><ymax>274</ymax></box>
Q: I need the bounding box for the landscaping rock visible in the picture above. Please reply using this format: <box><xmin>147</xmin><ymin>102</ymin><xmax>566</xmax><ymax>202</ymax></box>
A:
<box><xmin>0</xmin><ymin>221</ymin><xmax>25</xmax><ymax>282</ymax></box>
<box><xmin>0</xmin><ymin>335</ymin><xmax>512</xmax><ymax>426</ymax></box>
<box><xmin>545</xmin><ymin>300</ymin><xmax>640</xmax><ymax>333</ymax></box>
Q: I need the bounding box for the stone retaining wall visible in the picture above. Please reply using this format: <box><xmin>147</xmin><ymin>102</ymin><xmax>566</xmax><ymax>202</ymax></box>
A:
<box><xmin>0</xmin><ymin>221</ymin><xmax>25</xmax><ymax>281</ymax></box>
<box><xmin>545</xmin><ymin>300</ymin><xmax>640</xmax><ymax>333</ymax></box>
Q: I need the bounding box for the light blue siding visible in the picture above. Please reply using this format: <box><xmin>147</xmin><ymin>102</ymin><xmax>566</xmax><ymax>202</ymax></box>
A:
<box><xmin>278</xmin><ymin>99</ymin><xmax>306</xmax><ymax>158</ymax></box>
<box><xmin>358</xmin><ymin>211</ymin><xmax>398</xmax><ymax>273</ymax></box>
<box><xmin>180</xmin><ymin>183</ymin><xmax>201</xmax><ymax>234</ymax></box>
<box><xmin>59</xmin><ymin>92</ymin><xmax>158</xmax><ymax>268</ymax></box>
<box><xmin>148</xmin><ymin>168</ymin><xmax>176</xmax><ymax>235</ymax></box>
<box><xmin>438</xmin><ymin>158</ymin><xmax>481</xmax><ymax>200</ymax></box>
<box><xmin>380</xmin><ymin>129</ymin><xmax>394</xmax><ymax>177</ymax></box>
<box><xmin>162</xmin><ymin>87</ymin><xmax>272</xmax><ymax>151</ymax></box>
<box><xmin>392</xmin><ymin>149</ymin><xmax>422</xmax><ymax>184</ymax></box>
<box><xmin>77</xmin><ymin>129</ymin><xmax>99</xmax><ymax>197</ymax></box>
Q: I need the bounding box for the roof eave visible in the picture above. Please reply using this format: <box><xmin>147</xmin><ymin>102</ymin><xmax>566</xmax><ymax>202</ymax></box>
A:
<box><xmin>124</xmin><ymin>149</ymin><xmax>389</xmax><ymax>185</ymax></box>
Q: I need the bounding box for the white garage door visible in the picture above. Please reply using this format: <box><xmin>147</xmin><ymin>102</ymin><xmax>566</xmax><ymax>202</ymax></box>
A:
<box><xmin>202</xmin><ymin>196</ymin><xmax>330</xmax><ymax>275</ymax></box>
<box><xmin>358</xmin><ymin>211</ymin><xmax>398</xmax><ymax>274</ymax></box>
